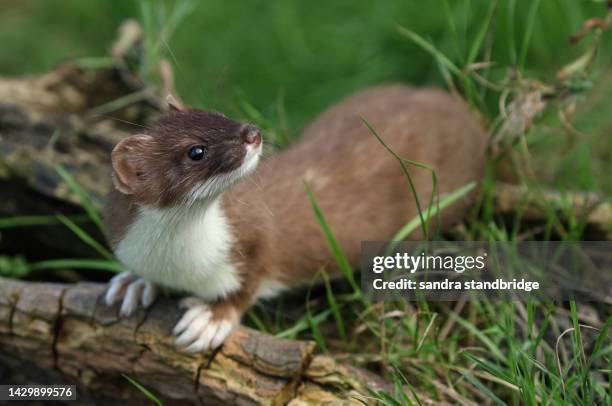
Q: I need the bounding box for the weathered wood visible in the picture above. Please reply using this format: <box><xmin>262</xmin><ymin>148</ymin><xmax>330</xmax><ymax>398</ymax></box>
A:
<box><xmin>0</xmin><ymin>63</ymin><xmax>160</xmax><ymax>208</ymax></box>
<box><xmin>0</xmin><ymin>277</ymin><xmax>387</xmax><ymax>405</ymax></box>
<box><xmin>0</xmin><ymin>51</ymin><xmax>163</xmax><ymax>259</ymax></box>
<box><xmin>0</xmin><ymin>20</ymin><xmax>166</xmax><ymax>218</ymax></box>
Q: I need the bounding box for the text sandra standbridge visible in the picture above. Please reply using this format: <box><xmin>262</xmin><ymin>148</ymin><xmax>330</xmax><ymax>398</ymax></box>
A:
<box><xmin>360</xmin><ymin>241</ymin><xmax>611</xmax><ymax>301</ymax></box>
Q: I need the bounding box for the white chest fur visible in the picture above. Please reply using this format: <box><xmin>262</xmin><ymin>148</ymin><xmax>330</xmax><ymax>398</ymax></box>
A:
<box><xmin>115</xmin><ymin>198</ymin><xmax>241</xmax><ymax>301</ymax></box>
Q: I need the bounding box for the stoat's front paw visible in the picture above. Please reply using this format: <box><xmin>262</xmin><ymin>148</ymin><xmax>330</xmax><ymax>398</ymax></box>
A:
<box><xmin>173</xmin><ymin>298</ymin><xmax>239</xmax><ymax>353</ymax></box>
<box><xmin>104</xmin><ymin>272</ymin><xmax>158</xmax><ymax>317</ymax></box>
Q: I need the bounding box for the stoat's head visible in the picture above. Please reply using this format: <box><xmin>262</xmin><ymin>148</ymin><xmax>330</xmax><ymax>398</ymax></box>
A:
<box><xmin>111</xmin><ymin>95</ymin><xmax>262</xmax><ymax>207</ymax></box>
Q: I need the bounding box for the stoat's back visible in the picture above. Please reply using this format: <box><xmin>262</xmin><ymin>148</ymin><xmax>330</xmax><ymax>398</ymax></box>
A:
<box><xmin>224</xmin><ymin>84</ymin><xmax>488</xmax><ymax>284</ymax></box>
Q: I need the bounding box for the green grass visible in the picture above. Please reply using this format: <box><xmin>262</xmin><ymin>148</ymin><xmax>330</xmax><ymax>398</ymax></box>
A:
<box><xmin>0</xmin><ymin>0</ymin><xmax>610</xmax><ymax>404</ymax></box>
<box><xmin>122</xmin><ymin>374</ymin><xmax>163</xmax><ymax>406</ymax></box>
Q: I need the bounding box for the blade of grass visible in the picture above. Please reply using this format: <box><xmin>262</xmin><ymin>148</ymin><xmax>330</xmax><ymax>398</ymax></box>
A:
<box><xmin>87</xmin><ymin>89</ymin><xmax>151</xmax><ymax>117</ymax></box>
<box><xmin>392</xmin><ymin>181</ymin><xmax>476</xmax><ymax>242</ymax></box>
<box><xmin>389</xmin><ymin>365</ymin><xmax>422</xmax><ymax>406</ymax></box>
<box><xmin>304</xmin><ymin>182</ymin><xmax>359</xmax><ymax>294</ymax></box>
<box><xmin>569</xmin><ymin>300</ymin><xmax>587</xmax><ymax>371</ymax></box>
<box><xmin>372</xmin><ymin>391</ymin><xmax>405</xmax><ymax>406</ymax></box>
<box><xmin>321</xmin><ymin>269</ymin><xmax>347</xmax><ymax>343</ymax></box>
<box><xmin>459</xmin><ymin>369</ymin><xmax>506</xmax><ymax>406</ymax></box>
<box><xmin>275</xmin><ymin>308</ymin><xmax>333</xmax><ymax>339</ymax></box>
<box><xmin>433</xmin><ymin>51</ymin><xmax>458</xmax><ymax>93</ymax></box>
<box><xmin>162</xmin><ymin>0</ymin><xmax>198</xmax><ymax>42</ymax></box>
<box><xmin>138</xmin><ymin>0</ymin><xmax>196</xmax><ymax>81</ymax></box>
<box><xmin>507</xmin><ymin>0</ymin><xmax>517</xmax><ymax>64</ymax></box>
<box><xmin>246</xmin><ymin>310</ymin><xmax>269</xmax><ymax>334</ymax></box>
<box><xmin>29</xmin><ymin>259</ymin><xmax>124</xmax><ymax>273</ymax></box>
<box><xmin>56</xmin><ymin>214</ymin><xmax>114</xmax><ymax>260</ymax></box>
<box><xmin>122</xmin><ymin>374</ymin><xmax>163</xmax><ymax>406</ymax></box>
<box><xmin>306</xmin><ymin>274</ymin><xmax>329</xmax><ymax>353</ymax></box>
<box><xmin>442</xmin><ymin>0</ymin><xmax>465</xmax><ymax>64</ymax></box>
<box><xmin>396</xmin><ymin>25</ymin><xmax>462</xmax><ymax>77</ymax></box>
<box><xmin>519</xmin><ymin>0</ymin><xmax>542</xmax><ymax>70</ymax></box>
<box><xmin>0</xmin><ymin>214</ymin><xmax>89</xmax><ymax>228</ymax></box>
<box><xmin>453</xmin><ymin>312</ymin><xmax>507</xmax><ymax>363</ymax></box>
<box><xmin>463</xmin><ymin>352</ymin><xmax>513</xmax><ymax>384</ymax></box>
<box><xmin>361</xmin><ymin>118</ymin><xmax>434</xmax><ymax>240</ymax></box>
<box><xmin>467</xmin><ymin>0</ymin><xmax>498</xmax><ymax>64</ymax></box>
<box><xmin>54</xmin><ymin>164</ymin><xmax>106</xmax><ymax>233</ymax></box>
<box><xmin>609</xmin><ymin>341</ymin><xmax>611</xmax><ymax>402</ymax></box>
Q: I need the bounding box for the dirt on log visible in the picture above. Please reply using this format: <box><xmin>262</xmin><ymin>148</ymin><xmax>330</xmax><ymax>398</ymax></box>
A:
<box><xmin>0</xmin><ymin>277</ymin><xmax>388</xmax><ymax>405</ymax></box>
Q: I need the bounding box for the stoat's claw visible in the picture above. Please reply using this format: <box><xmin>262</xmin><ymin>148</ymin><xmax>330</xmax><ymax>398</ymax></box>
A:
<box><xmin>174</xmin><ymin>306</ymin><xmax>212</xmax><ymax>346</ymax></box>
<box><xmin>105</xmin><ymin>272</ymin><xmax>135</xmax><ymax>306</ymax></box>
<box><xmin>173</xmin><ymin>300</ymin><xmax>237</xmax><ymax>352</ymax></box>
<box><xmin>141</xmin><ymin>281</ymin><xmax>158</xmax><ymax>307</ymax></box>
<box><xmin>104</xmin><ymin>272</ymin><xmax>158</xmax><ymax>317</ymax></box>
<box><xmin>178</xmin><ymin>296</ymin><xmax>203</xmax><ymax>309</ymax></box>
<box><xmin>173</xmin><ymin>304</ymin><xmax>209</xmax><ymax>335</ymax></box>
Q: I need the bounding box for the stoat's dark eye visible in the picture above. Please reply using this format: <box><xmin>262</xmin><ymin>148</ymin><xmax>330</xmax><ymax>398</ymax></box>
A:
<box><xmin>188</xmin><ymin>145</ymin><xmax>207</xmax><ymax>160</ymax></box>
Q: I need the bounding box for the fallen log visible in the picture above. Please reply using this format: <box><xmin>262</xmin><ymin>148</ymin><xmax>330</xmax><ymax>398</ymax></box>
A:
<box><xmin>492</xmin><ymin>182</ymin><xmax>612</xmax><ymax>239</ymax></box>
<box><xmin>0</xmin><ymin>276</ymin><xmax>388</xmax><ymax>405</ymax></box>
<box><xmin>0</xmin><ymin>49</ymin><xmax>163</xmax><ymax>260</ymax></box>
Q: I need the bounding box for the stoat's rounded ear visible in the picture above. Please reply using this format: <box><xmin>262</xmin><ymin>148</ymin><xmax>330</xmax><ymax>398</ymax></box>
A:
<box><xmin>166</xmin><ymin>94</ymin><xmax>184</xmax><ymax>112</ymax></box>
<box><xmin>111</xmin><ymin>134</ymin><xmax>153</xmax><ymax>194</ymax></box>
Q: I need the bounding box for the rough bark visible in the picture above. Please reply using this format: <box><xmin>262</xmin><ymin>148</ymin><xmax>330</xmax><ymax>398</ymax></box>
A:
<box><xmin>0</xmin><ymin>277</ymin><xmax>388</xmax><ymax>405</ymax></box>
<box><xmin>0</xmin><ymin>63</ymin><xmax>160</xmax><ymax>205</ymax></box>
<box><xmin>0</xmin><ymin>51</ymin><xmax>164</xmax><ymax>260</ymax></box>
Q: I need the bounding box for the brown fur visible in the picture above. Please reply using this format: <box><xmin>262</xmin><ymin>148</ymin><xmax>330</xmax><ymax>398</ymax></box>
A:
<box><xmin>106</xmin><ymin>84</ymin><xmax>488</xmax><ymax>323</ymax></box>
<box><xmin>223</xmin><ymin>84</ymin><xmax>488</xmax><ymax>304</ymax></box>
<box><xmin>104</xmin><ymin>108</ymin><xmax>251</xmax><ymax>247</ymax></box>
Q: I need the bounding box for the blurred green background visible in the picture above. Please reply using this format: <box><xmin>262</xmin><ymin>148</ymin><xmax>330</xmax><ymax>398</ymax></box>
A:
<box><xmin>1</xmin><ymin>0</ymin><xmax>610</xmax><ymax>192</ymax></box>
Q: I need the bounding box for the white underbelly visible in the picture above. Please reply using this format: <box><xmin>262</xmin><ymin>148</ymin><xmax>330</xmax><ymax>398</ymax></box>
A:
<box><xmin>115</xmin><ymin>200</ymin><xmax>241</xmax><ymax>301</ymax></box>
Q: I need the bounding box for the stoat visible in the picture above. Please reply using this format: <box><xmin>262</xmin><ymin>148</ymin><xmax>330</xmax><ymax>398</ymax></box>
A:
<box><xmin>103</xmin><ymin>85</ymin><xmax>487</xmax><ymax>352</ymax></box>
